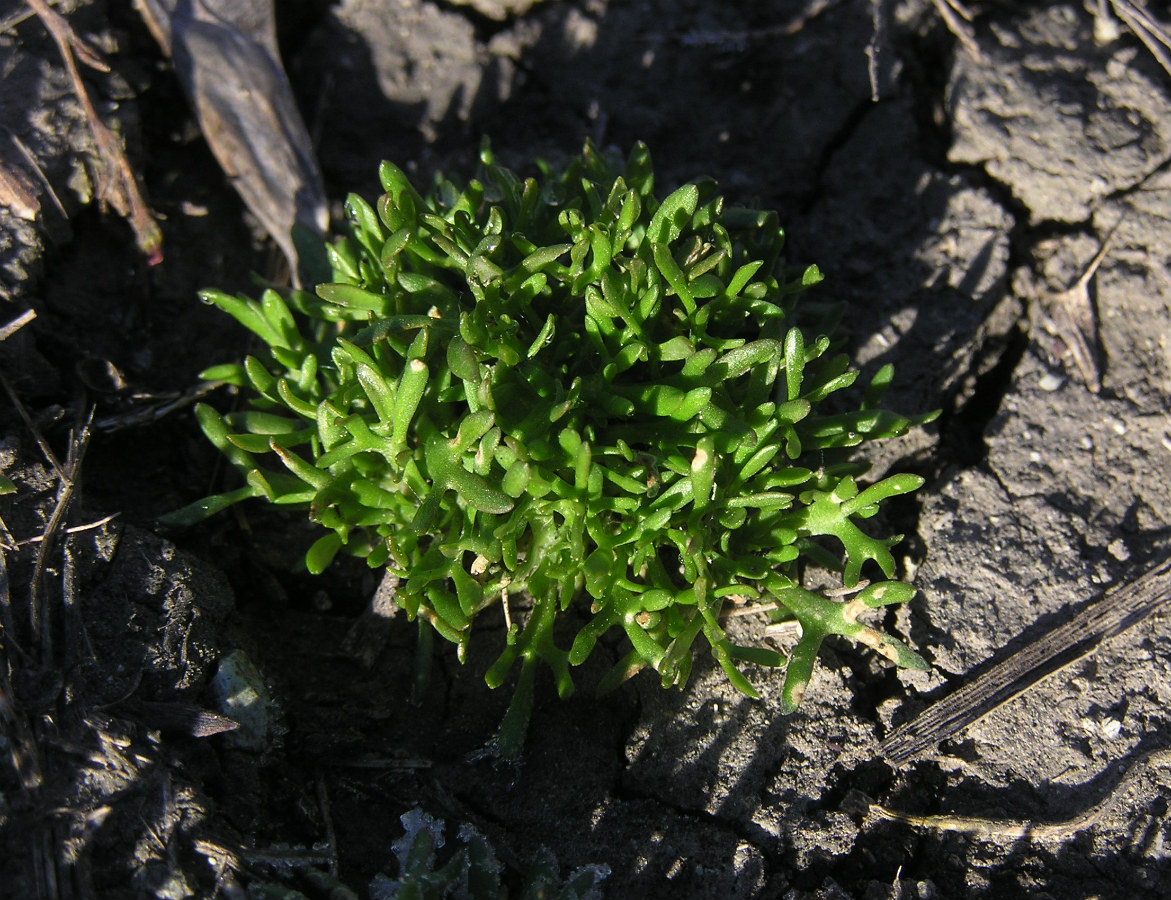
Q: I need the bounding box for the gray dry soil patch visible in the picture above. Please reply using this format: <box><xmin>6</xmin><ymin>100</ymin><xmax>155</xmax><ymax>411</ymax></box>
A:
<box><xmin>1</xmin><ymin>1</ymin><xmax>1170</xmax><ymax>898</ymax></box>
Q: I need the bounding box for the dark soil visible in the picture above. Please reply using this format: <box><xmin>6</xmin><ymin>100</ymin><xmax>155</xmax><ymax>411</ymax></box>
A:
<box><xmin>2</xmin><ymin>1</ymin><xmax>1170</xmax><ymax>898</ymax></box>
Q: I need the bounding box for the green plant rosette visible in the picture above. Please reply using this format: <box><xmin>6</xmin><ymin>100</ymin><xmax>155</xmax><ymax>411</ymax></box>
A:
<box><xmin>170</xmin><ymin>140</ymin><xmax>935</xmax><ymax>756</ymax></box>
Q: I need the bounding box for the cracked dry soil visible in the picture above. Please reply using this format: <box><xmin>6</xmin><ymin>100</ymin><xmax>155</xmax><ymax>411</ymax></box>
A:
<box><xmin>2</xmin><ymin>1</ymin><xmax>1170</xmax><ymax>898</ymax></box>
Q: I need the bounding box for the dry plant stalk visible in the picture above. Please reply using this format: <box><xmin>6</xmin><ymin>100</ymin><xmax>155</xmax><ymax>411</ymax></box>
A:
<box><xmin>1031</xmin><ymin>220</ymin><xmax>1124</xmax><ymax>394</ymax></box>
<box><xmin>882</xmin><ymin>556</ymin><xmax>1171</xmax><ymax>764</ymax></box>
<box><xmin>26</xmin><ymin>0</ymin><xmax>163</xmax><ymax>263</ymax></box>
<box><xmin>1109</xmin><ymin>0</ymin><xmax>1171</xmax><ymax>78</ymax></box>
<box><xmin>848</xmin><ymin>747</ymin><xmax>1171</xmax><ymax>842</ymax></box>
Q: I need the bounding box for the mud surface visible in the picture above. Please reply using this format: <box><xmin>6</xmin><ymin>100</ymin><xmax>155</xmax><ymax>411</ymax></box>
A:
<box><xmin>2</xmin><ymin>1</ymin><xmax>1170</xmax><ymax>898</ymax></box>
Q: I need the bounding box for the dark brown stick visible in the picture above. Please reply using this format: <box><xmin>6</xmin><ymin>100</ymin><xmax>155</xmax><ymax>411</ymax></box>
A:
<box><xmin>882</xmin><ymin>556</ymin><xmax>1171</xmax><ymax>764</ymax></box>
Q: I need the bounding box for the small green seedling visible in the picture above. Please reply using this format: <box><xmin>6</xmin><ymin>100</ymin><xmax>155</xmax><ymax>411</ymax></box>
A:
<box><xmin>172</xmin><ymin>140</ymin><xmax>934</xmax><ymax>755</ymax></box>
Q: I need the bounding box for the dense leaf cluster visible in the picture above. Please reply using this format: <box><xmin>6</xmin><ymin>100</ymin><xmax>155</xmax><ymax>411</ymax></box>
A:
<box><xmin>177</xmin><ymin>141</ymin><xmax>932</xmax><ymax>754</ymax></box>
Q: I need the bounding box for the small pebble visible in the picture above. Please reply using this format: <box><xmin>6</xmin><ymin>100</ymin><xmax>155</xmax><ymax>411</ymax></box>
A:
<box><xmin>1038</xmin><ymin>372</ymin><xmax>1064</xmax><ymax>392</ymax></box>
<box><xmin>211</xmin><ymin>650</ymin><xmax>276</xmax><ymax>751</ymax></box>
<box><xmin>1108</xmin><ymin>538</ymin><xmax>1130</xmax><ymax>562</ymax></box>
<box><xmin>1095</xmin><ymin>13</ymin><xmax>1122</xmax><ymax>43</ymax></box>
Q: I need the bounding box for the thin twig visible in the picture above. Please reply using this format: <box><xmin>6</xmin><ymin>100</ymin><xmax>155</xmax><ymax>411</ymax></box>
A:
<box><xmin>18</xmin><ymin>513</ymin><xmax>119</xmax><ymax>546</ymax></box>
<box><xmin>25</xmin><ymin>0</ymin><xmax>162</xmax><ymax>263</ymax></box>
<box><xmin>0</xmin><ymin>309</ymin><xmax>36</xmax><ymax>343</ymax></box>
<box><xmin>931</xmin><ymin>0</ymin><xmax>985</xmax><ymax>62</ymax></box>
<box><xmin>0</xmin><ymin>4</ymin><xmax>37</xmax><ymax>34</ymax></box>
<box><xmin>0</xmin><ymin>370</ymin><xmax>64</xmax><ymax>479</ymax></box>
<box><xmin>29</xmin><ymin>412</ymin><xmax>92</xmax><ymax>656</ymax></box>
<box><xmin>1033</xmin><ymin>215</ymin><xmax>1125</xmax><ymax>394</ymax></box>
<box><xmin>93</xmin><ymin>382</ymin><xmax>219</xmax><ymax>432</ymax></box>
<box><xmin>866</xmin><ymin>0</ymin><xmax>886</xmax><ymax>101</ymax></box>
<box><xmin>848</xmin><ymin>747</ymin><xmax>1171</xmax><ymax>841</ymax></box>
<box><xmin>1111</xmin><ymin>0</ymin><xmax>1171</xmax><ymax>79</ymax></box>
<box><xmin>0</xmin><ymin>515</ymin><xmax>17</xmax><ymax>553</ymax></box>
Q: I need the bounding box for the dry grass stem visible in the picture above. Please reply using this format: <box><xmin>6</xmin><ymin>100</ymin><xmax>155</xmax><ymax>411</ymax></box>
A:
<box><xmin>0</xmin><ymin>309</ymin><xmax>36</xmax><ymax>343</ymax></box>
<box><xmin>882</xmin><ymin>557</ymin><xmax>1171</xmax><ymax>764</ymax></box>
<box><xmin>931</xmin><ymin>0</ymin><xmax>985</xmax><ymax>62</ymax></box>
<box><xmin>1110</xmin><ymin>0</ymin><xmax>1171</xmax><ymax>78</ymax></box>
<box><xmin>1033</xmin><ymin>217</ymin><xmax>1124</xmax><ymax>393</ymax></box>
<box><xmin>848</xmin><ymin>747</ymin><xmax>1171</xmax><ymax>841</ymax></box>
<box><xmin>26</xmin><ymin>0</ymin><xmax>163</xmax><ymax>263</ymax></box>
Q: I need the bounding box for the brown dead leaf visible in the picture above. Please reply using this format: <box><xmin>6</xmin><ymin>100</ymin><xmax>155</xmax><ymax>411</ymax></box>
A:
<box><xmin>136</xmin><ymin>0</ymin><xmax>328</xmax><ymax>285</ymax></box>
